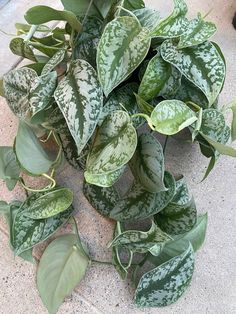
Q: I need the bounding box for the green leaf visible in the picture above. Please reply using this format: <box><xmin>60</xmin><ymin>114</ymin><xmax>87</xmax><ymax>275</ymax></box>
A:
<box><xmin>10</xmin><ymin>38</ymin><xmax>36</xmax><ymax>61</ymax></box>
<box><xmin>74</xmin><ymin>16</ymin><xmax>103</xmax><ymax>69</ymax></box>
<box><xmin>200</xmin><ymin>133</ymin><xmax>236</xmax><ymax>157</ymax></box>
<box><xmin>133</xmin><ymin>8</ymin><xmax>160</xmax><ymax>30</ymax></box>
<box><xmin>0</xmin><ymin>147</ymin><xmax>20</xmax><ymax>190</ymax></box>
<box><xmin>155</xmin><ymin>177</ymin><xmax>197</xmax><ymax>235</ymax></box>
<box><xmin>97</xmin><ymin>16</ymin><xmax>151</xmax><ymax>96</ymax></box>
<box><xmin>25</xmin><ymin>188</ymin><xmax>73</xmax><ymax>219</ymax></box>
<box><xmin>110</xmin><ymin>172</ymin><xmax>175</xmax><ymax>222</ymax></box>
<box><xmin>109</xmin><ymin>221</ymin><xmax>172</xmax><ymax>256</ymax></box>
<box><xmin>15</xmin><ymin>23</ymin><xmax>51</xmax><ymax>34</ymax></box>
<box><xmin>0</xmin><ymin>201</ymin><xmax>10</xmax><ymax>215</ymax></box>
<box><xmin>85</xmin><ymin>110</ymin><xmax>137</xmax><ymax>176</ymax></box>
<box><xmin>41</xmin><ymin>49</ymin><xmax>66</xmax><ymax>76</ymax></box>
<box><xmin>200</xmin><ymin>109</ymin><xmax>226</xmax><ymax>141</ymax></box>
<box><xmin>151</xmin><ymin>0</ymin><xmax>188</xmax><ymax>38</ymax></box>
<box><xmin>178</xmin><ymin>14</ymin><xmax>217</xmax><ymax>49</ymax></box>
<box><xmin>134</xmin><ymin>243</ymin><xmax>194</xmax><ymax>307</ymax></box>
<box><xmin>37</xmin><ymin>234</ymin><xmax>89</xmax><ymax>314</ymax></box>
<box><xmin>112</xmin><ymin>224</ymin><xmax>128</xmax><ymax>280</ymax></box>
<box><xmin>30</xmin><ymin>71</ymin><xmax>57</xmax><ymax>124</ymax></box>
<box><xmin>15</xmin><ymin>122</ymin><xmax>53</xmax><ymax>175</ymax></box>
<box><xmin>99</xmin><ymin>83</ymin><xmax>144</xmax><ymax>128</ymax></box>
<box><xmin>223</xmin><ymin>101</ymin><xmax>236</xmax><ymax>141</ymax></box>
<box><xmin>25</xmin><ymin>6</ymin><xmax>82</xmax><ymax>32</ymax></box>
<box><xmin>54</xmin><ymin>59</ymin><xmax>103</xmax><ymax>155</ymax></box>
<box><xmin>135</xmin><ymin>93</ymin><xmax>155</xmax><ymax>115</ymax></box>
<box><xmin>151</xmin><ymin>100</ymin><xmax>197</xmax><ymax>135</ymax></box>
<box><xmin>85</xmin><ymin>166</ymin><xmax>125</xmax><ymax>188</ymax></box>
<box><xmin>3</xmin><ymin>67</ymin><xmax>37</xmax><ymax>118</ymax></box>
<box><xmin>12</xmin><ymin>195</ymin><xmax>74</xmax><ymax>255</ymax></box>
<box><xmin>0</xmin><ymin>78</ymin><xmax>4</xmax><ymax>97</ymax></box>
<box><xmin>124</xmin><ymin>0</ymin><xmax>145</xmax><ymax>11</ymax></box>
<box><xmin>83</xmin><ymin>181</ymin><xmax>119</xmax><ymax>217</ymax></box>
<box><xmin>161</xmin><ymin>40</ymin><xmax>226</xmax><ymax>106</ymax></box>
<box><xmin>130</xmin><ymin>133</ymin><xmax>166</xmax><ymax>193</ymax></box>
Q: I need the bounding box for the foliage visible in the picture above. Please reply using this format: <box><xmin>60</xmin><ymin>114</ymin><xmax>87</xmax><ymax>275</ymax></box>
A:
<box><xmin>0</xmin><ymin>0</ymin><xmax>235</xmax><ymax>313</ymax></box>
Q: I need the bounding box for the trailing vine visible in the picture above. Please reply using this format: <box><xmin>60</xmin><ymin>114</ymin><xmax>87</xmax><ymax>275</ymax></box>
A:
<box><xmin>0</xmin><ymin>0</ymin><xmax>236</xmax><ymax>313</ymax></box>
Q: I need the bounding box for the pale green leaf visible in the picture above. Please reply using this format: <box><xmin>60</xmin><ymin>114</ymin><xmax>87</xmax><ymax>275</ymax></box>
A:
<box><xmin>0</xmin><ymin>78</ymin><xmax>4</xmax><ymax>97</ymax></box>
<box><xmin>30</xmin><ymin>71</ymin><xmax>57</xmax><ymax>124</ymax></box>
<box><xmin>97</xmin><ymin>16</ymin><xmax>151</xmax><ymax>96</ymax></box>
<box><xmin>10</xmin><ymin>37</ymin><xmax>36</xmax><ymax>61</ymax></box>
<box><xmin>84</xmin><ymin>166</ymin><xmax>125</xmax><ymax>188</ymax></box>
<box><xmin>15</xmin><ymin>122</ymin><xmax>53</xmax><ymax>175</ymax></box>
<box><xmin>25</xmin><ymin>188</ymin><xmax>73</xmax><ymax>219</ymax></box>
<box><xmin>200</xmin><ymin>133</ymin><xmax>236</xmax><ymax>157</ymax></box>
<box><xmin>85</xmin><ymin>111</ymin><xmax>137</xmax><ymax>175</ymax></box>
<box><xmin>0</xmin><ymin>147</ymin><xmax>20</xmax><ymax>190</ymax></box>
<box><xmin>151</xmin><ymin>0</ymin><xmax>188</xmax><ymax>38</ymax></box>
<box><xmin>0</xmin><ymin>201</ymin><xmax>10</xmax><ymax>215</ymax></box>
<box><xmin>178</xmin><ymin>14</ymin><xmax>217</xmax><ymax>49</ymax></box>
<box><xmin>37</xmin><ymin>234</ymin><xmax>89</xmax><ymax>314</ymax></box>
<box><xmin>54</xmin><ymin>59</ymin><xmax>103</xmax><ymax>155</ymax></box>
<box><xmin>25</xmin><ymin>6</ymin><xmax>82</xmax><ymax>32</ymax></box>
<box><xmin>41</xmin><ymin>49</ymin><xmax>66</xmax><ymax>76</ymax></box>
<box><xmin>151</xmin><ymin>100</ymin><xmax>197</xmax><ymax>135</ymax></box>
<box><xmin>83</xmin><ymin>181</ymin><xmax>119</xmax><ymax>217</ymax></box>
<box><xmin>134</xmin><ymin>243</ymin><xmax>194</xmax><ymax>307</ymax></box>
<box><xmin>130</xmin><ymin>133</ymin><xmax>166</xmax><ymax>193</ymax></box>
<box><xmin>109</xmin><ymin>221</ymin><xmax>171</xmax><ymax>256</ymax></box>
<box><xmin>110</xmin><ymin>172</ymin><xmax>175</xmax><ymax>222</ymax></box>
<box><xmin>3</xmin><ymin>67</ymin><xmax>37</xmax><ymax>118</ymax></box>
<box><xmin>161</xmin><ymin>40</ymin><xmax>226</xmax><ymax>106</ymax></box>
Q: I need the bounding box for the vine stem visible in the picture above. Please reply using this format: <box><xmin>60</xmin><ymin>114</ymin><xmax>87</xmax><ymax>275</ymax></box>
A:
<box><xmin>163</xmin><ymin>136</ymin><xmax>169</xmax><ymax>155</ymax></box>
<box><xmin>19</xmin><ymin>173</ymin><xmax>56</xmax><ymax>193</ymax></box>
<box><xmin>24</xmin><ymin>25</ymin><xmax>39</xmax><ymax>41</ymax></box>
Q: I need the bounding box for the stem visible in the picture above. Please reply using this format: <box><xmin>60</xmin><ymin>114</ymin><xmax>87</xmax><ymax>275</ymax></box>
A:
<box><xmin>72</xmin><ymin>216</ymin><xmax>82</xmax><ymax>246</ymax></box>
<box><xmin>42</xmin><ymin>173</ymin><xmax>56</xmax><ymax>189</ymax></box>
<box><xmin>25</xmin><ymin>25</ymin><xmax>39</xmax><ymax>41</ymax></box>
<box><xmin>91</xmin><ymin>259</ymin><xmax>113</xmax><ymax>266</ymax></box>
<box><xmin>26</xmin><ymin>40</ymin><xmax>61</xmax><ymax>50</ymax></box>
<box><xmin>163</xmin><ymin>136</ymin><xmax>169</xmax><ymax>155</ymax></box>
<box><xmin>40</xmin><ymin>131</ymin><xmax>52</xmax><ymax>143</ymax></box>
<box><xmin>19</xmin><ymin>174</ymin><xmax>55</xmax><ymax>193</ymax></box>
<box><xmin>82</xmin><ymin>0</ymin><xmax>95</xmax><ymax>25</ymax></box>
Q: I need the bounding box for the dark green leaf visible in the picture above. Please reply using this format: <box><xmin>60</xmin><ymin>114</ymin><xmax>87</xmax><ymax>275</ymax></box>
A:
<box><xmin>133</xmin><ymin>8</ymin><xmax>160</xmax><ymax>30</ymax></box>
<box><xmin>0</xmin><ymin>147</ymin><xmax>20</xmax><ymax>190</ymax></box>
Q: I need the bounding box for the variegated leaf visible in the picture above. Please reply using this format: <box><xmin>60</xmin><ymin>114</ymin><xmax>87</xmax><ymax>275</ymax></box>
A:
<box><xmin>135</xmin><ymin>94</ymin><xmax>155</xmax><ymax>115</ymax></box>
<box><xmin>138</xmin><ymin>50</ymin><xmax>181</xmax><ymax>101</ymax></box>
<box><xmin>151</xmin><ymin>0</ymin><xmax>188</xmax><ymax>38</ymax></box>
<box><xmin>74</xmin><ymin>16</ymin><xmax>103</xmax><ymax>69</ymax></box>
<box><xmin>97</xmin><ymin>16</ymin><xmax>151</xmax><ymax>96</ymax></box>
<box><xmin>200</xmin><ymin>133</ymin><xmax>236</xmax><ymax>157</ymax></box>
<box><xmin>99</xmin><ymin>83</ymin><xmax>144</xmax><ymax>128</ymax></box>
<box><xmin>41</xmin><ymin>49</ymin><xmax>66</xmax><ymax>76</ymax></box>
<box><xmin>25</xmin><ymin>188</ymin><xmax>73</xmax><ymax>219</ymax></box>
<box><xmin>85</xmin><ymin>166</ymin><xmax>125</xmax><ymax>188</ymax></box>
<box><xmin>54</xmin><ymin>59</ymin><xmax>103</xmax><ymax>155</ymax></box>
<box><xmin>123</xmin><ymin>0</ymin><xmax>145</xmax><ymax>11</ymax></box>
<box><xmin>3</xmin><ymin>67</ymin><xmax>37</xmax><ymax>118</ymax></box>
<box><xmin>151</xmin><ymin>100</ymin><xmax>197</xmax><ymax>135</ymax></box>
<box><xmin>85</xmin><ymin>111</ymin><xmax>137</xmax><ymax>175</ymax></box>
<box><xmin>200</xmin><ymin>109</ymin><xmax>226</xmax><ymax>141</ymax></box>
<box><xmin>130</xmin><ymin>133</ymin><xmax>166</xmax><ymax>193</ymax></box>
<box><xmin>109</xmin><ymin>221</ymin><xmax>172</xmax><ymax>256</ymax></box>
<box><xmin>178</xmin><ymin>14</ymin><xmax>217</xmax><ymax>49</ymax></box>
<box><xmin>0</xmin><ymin>147</ymin><xmax>20</xmax><ymax>191</ymax></box>
<box><xmin>110</xmin><ymin>172</ymin><xmax>175</xmax><ymax>222</ymax></box>
<box><xmin>133</xmin><ymin>8</ymin><xmax>161</xmax><ymax>30</ymax></box>
<box><xmin>134</xmin><ymin>243</ymin><xmax>194</xmax><ymax>307</ymax></box>
<box><xmin>10</xmin><ymin>37</ymin><xmax>36</xmax><ymax>61</ymax></box>
<box><xmin>83</xmin><ymin>181</ymin><xmax>119</xmax><ymax>217</ymax></box>
<box><xmin>12</xmin><ymin>195</ymin><xmax>74</xmax><ymax>255</ymax></box>
<box><xmin>161</xmin><ymin>40</ymin><xmax>226</xmax><ymax>106</ymax></box>
<box><xmin>30</xmin><ymin>71</ymin><xmax>57</xmax><ymax>124</ymax></box>
<box><xmin>223</xmin><ymin>101</ymin><xmax>236</xmax><ymax>142</ymax></box>
<box><xmin>112</xmin><ymin>224</ymin><xmax>128</xmax><ymax>280</ymax></box>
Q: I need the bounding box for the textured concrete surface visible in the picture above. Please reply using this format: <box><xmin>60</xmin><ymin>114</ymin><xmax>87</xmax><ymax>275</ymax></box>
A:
<box><xmin>0</xmin><ymin>0</ymin><xmax>236</xmax><ymax>313</ymax></box>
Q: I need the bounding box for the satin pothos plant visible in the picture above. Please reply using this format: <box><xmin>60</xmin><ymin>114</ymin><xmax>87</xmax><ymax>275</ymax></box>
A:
<box><xmin>0</xmin><ymin>0</ymin><xmax>236</xmax><ymax>313</ymax></box>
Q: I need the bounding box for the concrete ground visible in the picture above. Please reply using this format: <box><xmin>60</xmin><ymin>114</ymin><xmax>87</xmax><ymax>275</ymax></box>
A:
<box><xmin>0</xmin><ymin>0</ymin><xmax>236</xmax><ymax>313</ymax></box>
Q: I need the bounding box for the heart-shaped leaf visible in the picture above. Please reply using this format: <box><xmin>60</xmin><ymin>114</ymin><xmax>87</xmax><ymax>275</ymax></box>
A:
<box><xmin>130</xmin><ymin>133</ymin><xmax>166</xmax><ymax>193</ymax></box>
<box><xmin>25</xmin><ymin>6</ymin><xmax>82</xmax><ymax>32</ymax></box>
<box><xmin>54</xmin><ymin>59</ymin><xmax>103</xmax><ymax>155</ymax></box>
<box><xmin>3</xmin><ymin>67</ymin><xmax>37</xmax><ymax>118</ymax></box>
<box><xmin>30</xmin><ymin>71</ymin><xmax>57</xmax><ymax>124</ymax></box>
<box><xmin>155</xmin><ymin>177</ymin><xmax>197</xmax><ymax>235</ymax></box>
<box><xmin>151</xmin><ymin>100</ymin><xmax>197</xmax><ymax>135</ymax></box>
<box><xmin>0</xmin><ymin>147</ymin><xmax>20</xmax><ymax>190</ymax></box>
<box><xmin>97</xmin><ymin>16</ymin><xmax>151</xmax><ymax>96</ymax></box>
<box><xmin>12</xmin><ymin>195</ymin><xmax>74</xmax><ymax>255</ymax></box>
<box><xmin>42</xmin><ymin>49</ymin><xmax>66</xmax><ymax>76</ymax></box>
<box><xmin>110</xmin><ymin>172</ymin><xmax>175</xmax><ymax>222</ymax></box>
<box><xmin>161</xmin><ymin>40</ymin><xmax>225</xmax><ymax>106</ymax></box>
<box><xmin>178</xmin><ymin>14</ymin><xmax>216</xmax><ymax>49</ymax></box>
<box><xmin>10</xmin><ymin>37</ymin><xmax>36</xmax><ymax>61</ymax></box>
<box><xmin>151</xmin><ymin>0</ymin><xmax>188</xmax><ymax>38</ymax></box>
<box><xmin>85</xmin><ymin>110</ymin><xmax>137</xmax><ymax>175</ymax></box>
<box><xmin>25</xmin><ymin>188</ymin><xmax>73</xmax><ymax>219</ymax></box>
<box><xmin>134</xmin><ymin>243</ymin><xmax>194</xmax><ymax>307</ymax></box>
<box><xmin>83</xmin><ymin>181</ymin><xmax>119</xmax><ymax>217</ymax></box>
<box><xmin>109</xmin><ymin>221</ymin><xmax>172</xmax><ymax>256</ymax></box>
<box><xmin>37</xmin><ymin>234</ymin><xmax>89</xmax><ymax>314</ymax></box>
<box><xmin>15</xmin><ymin>122</ymin><xmax>53</xmax><ymax>175</ymax></box>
